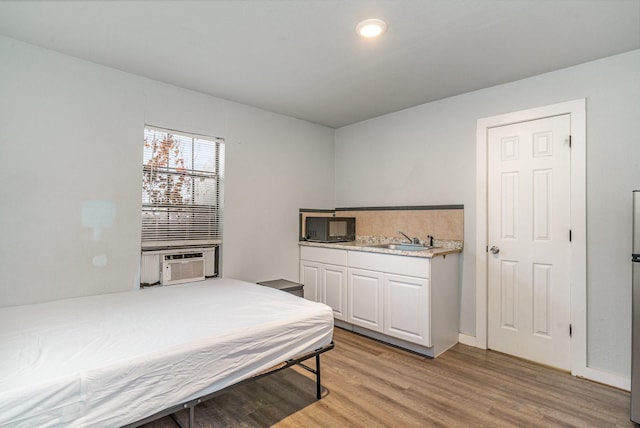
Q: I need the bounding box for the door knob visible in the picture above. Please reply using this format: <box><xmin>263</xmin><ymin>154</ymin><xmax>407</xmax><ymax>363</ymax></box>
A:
<box><xmin>490</xmin><ymin>246</ymin><xmax>500</xmax><ymax>254</ymax></box>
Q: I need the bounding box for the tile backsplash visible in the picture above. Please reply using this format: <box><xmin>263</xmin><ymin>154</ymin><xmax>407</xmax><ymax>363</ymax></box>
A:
<box><xmin>300</xmin><ymin>205</ymin><xmax>463</xmax><ymax>244</ymax></box>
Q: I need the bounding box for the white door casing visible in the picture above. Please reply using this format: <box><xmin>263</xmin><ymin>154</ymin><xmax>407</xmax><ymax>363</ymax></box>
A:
<box><xmin>487</xmin><ymin>115</ymin><xmax>571</xmax><ymax>370</ymax></box>
<box><xmin>474</xmin><ymin>100</ymin><xmax>630</xmax><ymax>390</ymax></box>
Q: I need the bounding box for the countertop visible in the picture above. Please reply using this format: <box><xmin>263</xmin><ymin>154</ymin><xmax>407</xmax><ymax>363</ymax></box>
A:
<box><xmin>299</xmin><ymin>237</ymin><xmax>462</xmax><ymax>259</ymax></box>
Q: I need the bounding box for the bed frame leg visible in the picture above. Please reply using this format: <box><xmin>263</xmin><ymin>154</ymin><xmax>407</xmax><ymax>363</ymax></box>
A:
<box><xmin>168</xmin><ymin>405</ymin><xmax>194</xmax><ymax>428</ymax></box>
<box><xmin>129</xmin><ymin>343</ymin><xmax>334</xmax><ymax>428</ymax></box>
<box><xmin>169</xmin><ymin>413</ymin><xmax>184</xmax><ymax>428</ymax></box>
<box><xmin>316</xmin><ymin>354</ymin><xmax>321</xmax><ymax>399</ymax></box>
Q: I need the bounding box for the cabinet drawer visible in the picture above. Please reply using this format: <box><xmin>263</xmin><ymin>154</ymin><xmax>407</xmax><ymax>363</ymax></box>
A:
<box><xmin>300</xmin><ymin>246</ymin><xmax>347</xmax><ymax>265</ymax></box>
<box><xmin>348</xmin><ymin>251</ymin><xmax>429</xmax><ymax>278</ymax></box>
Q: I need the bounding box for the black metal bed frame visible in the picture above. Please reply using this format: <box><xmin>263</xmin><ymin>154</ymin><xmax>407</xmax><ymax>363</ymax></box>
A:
<box><xmin>123</xmin><ymin>341</ymin><xmax>335</xmax><ymax>428</ymax></box>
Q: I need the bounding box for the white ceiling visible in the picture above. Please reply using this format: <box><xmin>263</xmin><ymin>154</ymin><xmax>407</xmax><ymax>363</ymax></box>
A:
<box><xmin>0</xmin><ymin>1</ymin><xmax>638</xmax><ymax>128</ymax></box>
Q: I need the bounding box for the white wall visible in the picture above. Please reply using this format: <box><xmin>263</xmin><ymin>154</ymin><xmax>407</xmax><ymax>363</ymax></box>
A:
<box><xmin>2</xmin><ymin>32</ymin><xmax>639</xmax><ymax>379</ymax></box>
<box><xmin>335</xmin><ymin>50</ymin><xmax>640</xmax><ymax>377</ymax></box>
<box><xmin>222</xmin><ymin>102</ymin><xmax>335</xmax><ymax>282</ymax></box>
<box><xmin>0</xmin><ymin>35</ymin><xmax>335</xmax><ymax>307</ymax></box>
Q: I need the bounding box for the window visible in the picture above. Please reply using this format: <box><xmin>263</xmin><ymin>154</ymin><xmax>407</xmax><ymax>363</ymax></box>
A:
<box><xmin>141</xmin><ymin>126</ymin><xmax>224</xmax><ymax>249</ymax></box>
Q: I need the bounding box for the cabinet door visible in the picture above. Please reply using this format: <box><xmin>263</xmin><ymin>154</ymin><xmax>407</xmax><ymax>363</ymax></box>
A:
<box><xmin>323</xmin><ymin>264</ymin><xmax>348</xmax><ymax>321</ymax></box>
<box><xmin>300</xmin><ymin>261</ymin><xmax>321</xmax><ymax>302</ymax></box>
<box><xmin>384</xmin><ymin>274</ymin><xmax>431</xmax><ymax>346</ymax></box>
<box><xmin>348</xmin><ymin>268</ymin><xmax>384</xmax><ymax>332</ymax></box>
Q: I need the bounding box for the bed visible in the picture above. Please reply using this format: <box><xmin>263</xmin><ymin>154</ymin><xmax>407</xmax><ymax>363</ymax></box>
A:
<box><xmin>0</xmin><ymin>278</ymin><xmax>334</xmax><ymax>427</ymax></box>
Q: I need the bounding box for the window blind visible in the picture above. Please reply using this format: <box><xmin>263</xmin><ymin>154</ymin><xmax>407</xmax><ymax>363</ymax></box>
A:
<box><xmin>142</xmin><ymin>127</ymin><xmax>224</xmax><ymax>248</ymax></box>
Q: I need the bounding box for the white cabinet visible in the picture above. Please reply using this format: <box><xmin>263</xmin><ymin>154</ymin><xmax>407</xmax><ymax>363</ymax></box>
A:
<box><xmin>300</xmin><ymin>246</ymin><xmax>348</xmax><ymax>321</ymax></box>
<box><xmin>384</xmin><ymin>274</ymin><xmax>430</xmax><ymax>346</ymax></box>
<box><xmin>300</xmin><ymin>260</ymin><xmax>321</xmax><ymax>302</ymax></box>
<box><xmin>300</xmin><ymin>244</ymin><xmax>459</xmax><ymax>357</ymax></box>
<box><xmin>348</xmin><ymin>251</ymin><xmax>431</xmax><ymax>346</ymax></box>
<box><xmin>347</xmin><ymin>268</ymin><xmax>384</xmax><ymax>332</ymax></box>
<box><xmin>322</xmin><ymin>264</ymin><xmax>348</xmax><ymax>320</ymax></box>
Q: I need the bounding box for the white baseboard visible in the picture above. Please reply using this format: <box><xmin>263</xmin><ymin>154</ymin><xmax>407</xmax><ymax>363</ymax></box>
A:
<box><xmin>458</xmin><ymin>333</ymin><xmax>484</xmax><ymax>348</ymax></box>
<box><xmin>575</xmin><ymin>367</ymin><xmax>630</xmax><ymax>391</ymax></box>
<box><xmin>456</xmin><ymin>333</ymin><xmax>629</xmax><ymax>391</ymax></box>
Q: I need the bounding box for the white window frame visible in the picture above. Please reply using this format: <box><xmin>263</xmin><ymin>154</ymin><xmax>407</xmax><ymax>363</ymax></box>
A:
<box><xmin>141</xmin><ymin>125</ymin><xmax>224</xmax><ymax>249</ymax></box>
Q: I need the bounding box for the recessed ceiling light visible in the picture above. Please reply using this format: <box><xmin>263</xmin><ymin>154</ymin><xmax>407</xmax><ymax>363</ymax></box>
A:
<box><xmin>356</xmin><ymin>18</ymin><xmax>387</xmax><ymax>39</ymax></box>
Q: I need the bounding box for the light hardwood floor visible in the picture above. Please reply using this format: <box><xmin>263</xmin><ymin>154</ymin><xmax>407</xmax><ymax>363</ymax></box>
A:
<box><xmin>143</xmin><ymin>327</ymin><xmax>632</xmax><ymax>427</ymax></box>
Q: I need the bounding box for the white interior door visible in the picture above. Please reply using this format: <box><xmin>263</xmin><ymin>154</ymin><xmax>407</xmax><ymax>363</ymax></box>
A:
<box><xmin>487</xmin><ymin>114</ymin><xmax>571</xmax><ymax>370</ymax></box>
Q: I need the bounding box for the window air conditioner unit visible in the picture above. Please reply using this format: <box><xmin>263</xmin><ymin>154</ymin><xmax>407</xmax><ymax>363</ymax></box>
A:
<box><xmin>162</xmin><ymin>252</ymin><xmax>205</xmax><ymax>286</ymax></box>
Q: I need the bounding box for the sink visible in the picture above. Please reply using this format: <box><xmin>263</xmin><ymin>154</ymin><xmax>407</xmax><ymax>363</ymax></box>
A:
<box><xmin>364</xmin><ymin>243</ymin><xmax>437</xmax><ymax>251</ymax></box>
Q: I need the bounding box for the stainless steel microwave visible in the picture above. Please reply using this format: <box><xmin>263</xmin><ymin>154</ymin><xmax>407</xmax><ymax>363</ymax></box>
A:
<box><xmin>304</xmin><ymin>217</ymin><xmax>356</xmax><ymax>242</ymax></box>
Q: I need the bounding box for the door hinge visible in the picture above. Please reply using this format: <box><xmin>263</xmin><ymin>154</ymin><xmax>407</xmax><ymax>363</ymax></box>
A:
<box><xmin>569</xmin><ymin>135</ymin><xmax>572</xmax><ymax>148</ymax></box>
<box><xmin>486</xmin><ymin>245</ymin><xmax>489</xmax><ymax>253</ymax></box>
<box><xmin>569</xmin><ymin>324</ymin><xmax>572</xmax><ymax>337</ymax></box>
<box><xmin>569</xmin><ymin>229</ymin><xmax>572</xmax><ymax>242</ymax></box>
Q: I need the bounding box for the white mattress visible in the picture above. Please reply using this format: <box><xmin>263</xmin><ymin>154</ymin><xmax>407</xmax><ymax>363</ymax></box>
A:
<box><xmin>0</xmin><ymin>278</ymin><xmax>334</xmax><ymax>427</ymax></box>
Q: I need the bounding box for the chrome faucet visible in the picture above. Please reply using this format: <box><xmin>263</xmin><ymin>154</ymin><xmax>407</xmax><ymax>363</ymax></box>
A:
<box><xmin>398</xmin><ymin>231</ymin><xmax>420</xmax><ymax>244</ymax></box>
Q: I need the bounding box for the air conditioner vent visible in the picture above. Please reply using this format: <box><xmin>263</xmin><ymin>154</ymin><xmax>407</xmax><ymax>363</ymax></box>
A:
<box><xmin>162</xmin><ymin>252</ymin><xmax>205</xmax><ymax>286</ymax></box>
